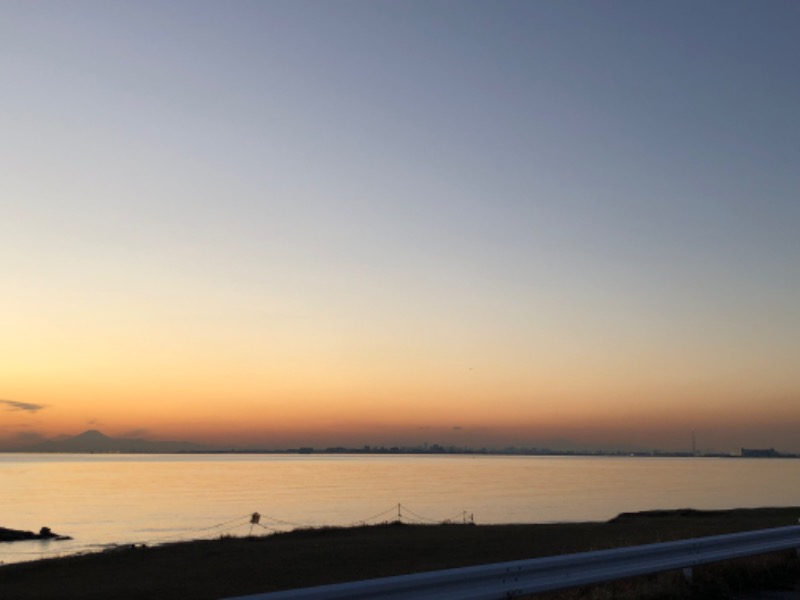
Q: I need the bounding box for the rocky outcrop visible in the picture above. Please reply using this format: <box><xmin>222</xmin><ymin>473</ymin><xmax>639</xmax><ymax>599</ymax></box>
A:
<box><xmin>0</xmin><ymin>526</ymin><xmax>71</xmax><ymax>542</ymax></box>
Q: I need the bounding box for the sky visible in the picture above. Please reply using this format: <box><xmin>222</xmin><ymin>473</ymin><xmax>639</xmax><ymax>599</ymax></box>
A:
<box><xmin>2</xmin><ymin>1</ymin><xmax>799</xmax><ymax>453</ymax></box>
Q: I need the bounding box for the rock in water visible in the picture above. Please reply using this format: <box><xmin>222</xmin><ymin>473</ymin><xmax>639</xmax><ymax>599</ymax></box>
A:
<box><xmin>0</xmin><ymin>526</ymin><xmax>71</xmax><ymax>542</ymax></box>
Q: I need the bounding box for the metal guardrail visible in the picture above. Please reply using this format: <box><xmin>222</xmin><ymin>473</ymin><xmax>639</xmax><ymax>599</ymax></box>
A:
<box><xmin>223</xmin><ymin>525</ymin><xmax>800</xmax><ymax>600</ymax></box>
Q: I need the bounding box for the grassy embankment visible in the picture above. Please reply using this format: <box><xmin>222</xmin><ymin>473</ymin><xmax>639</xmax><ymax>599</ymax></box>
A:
<box><xmin>1</xmin><ymin>507</ymin><xmax>799</xmax><ymax>600</ymax></box>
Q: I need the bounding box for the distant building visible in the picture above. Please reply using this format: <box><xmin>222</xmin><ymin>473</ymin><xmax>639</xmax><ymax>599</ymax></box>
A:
<box><xmin>740</xmin><ymin>448</ymin><xmax>780</xmax><ymax>458</ymax></box>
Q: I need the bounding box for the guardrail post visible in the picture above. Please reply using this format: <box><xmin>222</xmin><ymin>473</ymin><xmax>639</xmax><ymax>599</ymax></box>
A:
<box><xmin>796</xmin><ymin>519</ymin><xmax>800</xmax><ymax>558</ymax></box>
<box><xmin>682</xmin><ymin>567</ymin><xmax>693</xmax><ymax>584</ymax></box>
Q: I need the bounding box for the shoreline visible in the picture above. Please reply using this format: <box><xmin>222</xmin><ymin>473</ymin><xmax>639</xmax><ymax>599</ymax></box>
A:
<box><xmin>1</xmin><ymin>507</ymin><xmax>799</xmax><ymax>599</ymax></box>
<box><xmin>5</xmin><ymin>448</ymin><xmax>800</xmax><ymax>458</ymax></box>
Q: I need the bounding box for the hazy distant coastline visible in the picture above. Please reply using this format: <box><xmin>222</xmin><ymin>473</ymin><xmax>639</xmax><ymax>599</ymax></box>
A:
<box><xmin>4</xmin><ymin>429</ymin><xmax>798</xmax><ymax>459</ymax></box>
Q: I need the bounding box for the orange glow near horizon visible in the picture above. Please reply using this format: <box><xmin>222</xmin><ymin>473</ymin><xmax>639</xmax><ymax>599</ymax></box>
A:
<box><xmin>2</xmin><ymin>200</ymin><xmax>798</xmax><ymax>454</ymax></box>
<box><xmin>4</xmin><ymin>358</ymin><xmax>799</xmax><ymax>452</ymax></box>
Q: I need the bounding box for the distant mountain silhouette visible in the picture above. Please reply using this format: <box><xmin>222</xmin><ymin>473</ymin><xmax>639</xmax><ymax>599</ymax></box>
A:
<box><xmin>21</xmin><ymin>429</ymin><xmax>213</xmax><ymax>453</ymax></box>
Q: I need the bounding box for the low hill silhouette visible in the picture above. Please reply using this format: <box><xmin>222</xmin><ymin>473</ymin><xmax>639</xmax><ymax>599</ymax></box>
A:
<box><xmin>20</xmin><ymin>429</ymin><xmax>212</xmax><ymax>453</ymax></box>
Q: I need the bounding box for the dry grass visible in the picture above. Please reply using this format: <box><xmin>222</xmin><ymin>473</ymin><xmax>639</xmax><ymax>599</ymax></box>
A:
<box><xmin>0</xmin><ymin>507</ymin><xmax>798</xmax><ymax>600</ymax></box>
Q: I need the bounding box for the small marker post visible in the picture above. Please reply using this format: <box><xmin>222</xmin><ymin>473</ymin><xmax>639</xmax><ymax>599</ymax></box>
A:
<box><xmin>249</xmin><ymin>512</ymin><xmax>261</xmax><ymax>536</ymax></box>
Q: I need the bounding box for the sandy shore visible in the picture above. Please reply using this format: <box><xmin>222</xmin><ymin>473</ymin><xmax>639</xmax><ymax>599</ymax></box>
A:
<box><xmin>1</xmin><ymin>507</ymin><xmax>799</xmax><ymax>600</ymax></box>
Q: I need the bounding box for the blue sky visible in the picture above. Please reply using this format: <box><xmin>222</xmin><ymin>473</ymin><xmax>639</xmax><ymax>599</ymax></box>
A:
<box><xmin>2</xmin><ymin>1</ymin><xmax>799</xmax><ymax>451</ymax></box>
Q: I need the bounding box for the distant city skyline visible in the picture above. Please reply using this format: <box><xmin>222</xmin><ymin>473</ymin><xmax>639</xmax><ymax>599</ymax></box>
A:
<box><xmin>2</xmin><ymin>1</ymin><xmax>799</xmax><ymax>453</ymax></box>
<box><xmin>3</xmin><ymin>427</ymin><xmax>798</xmax><ymax>458</ymax></box>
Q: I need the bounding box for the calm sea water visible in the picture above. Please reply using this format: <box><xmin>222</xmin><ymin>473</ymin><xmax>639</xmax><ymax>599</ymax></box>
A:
<box><xmin>2</xmin><ymin>454</ymin><xmax>799</xmax><ymax>565</ymax></box>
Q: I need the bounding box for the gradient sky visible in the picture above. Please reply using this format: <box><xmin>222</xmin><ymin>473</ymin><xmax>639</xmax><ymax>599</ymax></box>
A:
<box><xmin>2</xmin><ymin>1</ymin><xmax>799</xmax><ymax>452</ymax></box>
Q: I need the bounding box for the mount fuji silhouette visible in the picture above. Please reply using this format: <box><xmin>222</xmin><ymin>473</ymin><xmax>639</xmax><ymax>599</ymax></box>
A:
<box><xmin>22</xmin><ymin>429</ymin><xmax>212</xmax><ymax>453</ymax></box>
